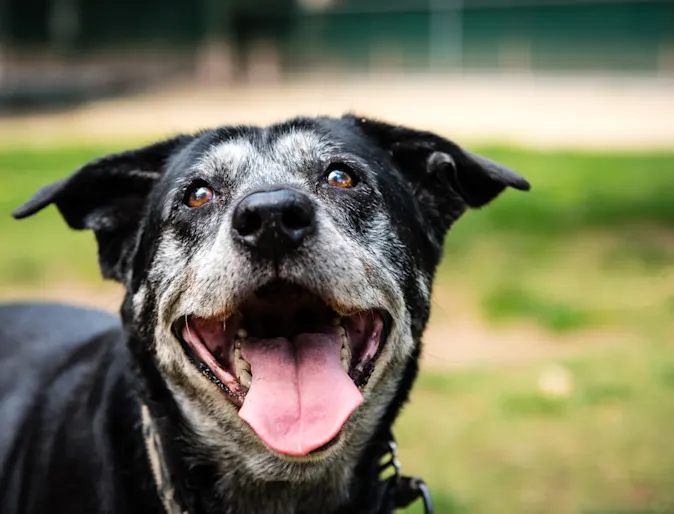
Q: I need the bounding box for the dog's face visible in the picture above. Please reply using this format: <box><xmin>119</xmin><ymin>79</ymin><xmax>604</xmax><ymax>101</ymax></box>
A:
<box><xmin>14</xmin><ymin>116</ymin><xmax>528</xmax><ymax>485</ymax></box>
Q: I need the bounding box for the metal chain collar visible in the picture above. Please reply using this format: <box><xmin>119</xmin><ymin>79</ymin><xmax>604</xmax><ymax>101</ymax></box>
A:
<box><xmin>379</xmin><ymin>440</ymin><xmax>434</xmax><ymax>514</ymax></box>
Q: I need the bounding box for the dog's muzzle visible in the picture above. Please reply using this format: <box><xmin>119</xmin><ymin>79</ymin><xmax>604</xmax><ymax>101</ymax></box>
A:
<box><xmin>174</xmin><ymin>282</ymin><xmax>390</xmax><ymax>457</ymax></box>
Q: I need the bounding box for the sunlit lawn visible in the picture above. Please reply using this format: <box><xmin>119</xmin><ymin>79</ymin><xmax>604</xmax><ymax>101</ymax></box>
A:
<box><xmin>398</xmin><ymin>340</ymin><xmax>674</xmax><ymax>514</ymax></box>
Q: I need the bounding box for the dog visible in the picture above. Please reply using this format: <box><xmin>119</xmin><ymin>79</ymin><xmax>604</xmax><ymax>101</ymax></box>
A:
<box><xmin>0</xmin><ymin>115</ymin><xmax>529</xmax><ymax>514</ymax></box>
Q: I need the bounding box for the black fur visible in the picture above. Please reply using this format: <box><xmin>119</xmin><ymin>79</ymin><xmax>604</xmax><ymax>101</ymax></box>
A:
<box><xmin>1</xmin><ymin>115</ymin><xmax>529</xmax><ymax>514</ymax></box>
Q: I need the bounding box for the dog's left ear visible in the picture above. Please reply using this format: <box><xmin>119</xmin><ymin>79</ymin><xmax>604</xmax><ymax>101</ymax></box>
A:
<box><xmin>348</xmin><ymin>115</ymin><xmax>530</xmax><ymax>226</ymax></box>
<box><xmin>12</xmin><ymin>135</ymin><xmax>193</xmax><ymax>282</ymax></box>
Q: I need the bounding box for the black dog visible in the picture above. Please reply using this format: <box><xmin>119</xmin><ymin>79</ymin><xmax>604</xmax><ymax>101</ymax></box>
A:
<box><xmin>0</xmin><ymin>116</ymin><xmax>529</xmax><ymax>514</ymax></box>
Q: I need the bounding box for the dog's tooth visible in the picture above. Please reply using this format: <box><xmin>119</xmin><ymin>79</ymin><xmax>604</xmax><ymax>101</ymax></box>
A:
<box><xmin>236</xmin><ymin>329</ymin><xmax>248</xmax><ymax>339</ymax></box>
<box><xmin>234</xmin><ymin>343</ymin><xmax>251</xmax><ymax>372</ymax></box>
<box><xmin>341</xmin><ymin>339</ymin><xmax>350</xmax><ymax>357</ymax></box>
<box><xmin>234</xmin><ymin>347</ymin><xmax>247</xmax><ymax>373</ymax></box>
<box><xmin>340</xmin><ymin>331</ymin><xmax>351</xmax><ymax>373</ymax></box>
<box><xmin>339</xmin><ymin>327</ymin><xmax>349</xmax><ymax>348</ymax></box>
<box><xmin>239</xmin><ymin>369</ymin><xmax>252</xmax><ymax>388</ymax></box>
<box><xmin>340</xmin><ymin>345</ymin><xmax>351</xmax><ymax>373</ymax></box>
<box><xmin>333</xmin><ymin>316</ymin><xmax>342</xmax><ymax>326</ymax></box>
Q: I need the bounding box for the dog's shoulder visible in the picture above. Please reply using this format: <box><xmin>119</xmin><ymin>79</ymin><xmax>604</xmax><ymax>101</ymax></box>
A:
<box><xmin>0</xmin><ymin>301</ymin><xmax>120</xmax><ymax>346</ymax></box>
<box><xmin>0</xmin><ymin>302</ymin><xmax>122</xmax><ymax>381</ymax></box>
<box><xmin>0</xmin><ymin>301</ymin><xmax>122</xmax><ymax>383</ymax></box>
<box><xmin>0</xmin><ymin>303</ymin><xmax>135</xmax><ymax>514</ymax></box>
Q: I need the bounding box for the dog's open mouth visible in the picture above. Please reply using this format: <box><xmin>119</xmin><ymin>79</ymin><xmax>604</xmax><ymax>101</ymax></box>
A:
<box><xmin>173</xmin><ymin>281</ymin><xmax>388</xmax><ymax>457</ymax></box>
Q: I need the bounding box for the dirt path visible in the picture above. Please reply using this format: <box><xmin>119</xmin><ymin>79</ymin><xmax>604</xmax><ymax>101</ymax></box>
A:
<box><xmin>1</xmin><ymin>73</ymin><xmax>672</xmax><ymax>150</ymax></box>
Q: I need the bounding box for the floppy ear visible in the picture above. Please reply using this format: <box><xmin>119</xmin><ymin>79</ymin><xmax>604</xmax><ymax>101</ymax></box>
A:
<box><xmin>12</xmin><ymin>135</ymin><xmax>194</xmax><ymax>282</ymax></box>
<box><xmin>348</xmin><ymin>115</ymin><xmax>530</xmax><ymax>228</ymax></box>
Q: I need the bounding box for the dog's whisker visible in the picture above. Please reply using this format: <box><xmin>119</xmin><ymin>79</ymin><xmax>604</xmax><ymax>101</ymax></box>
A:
<box><xmin>184</xmin><ymin>314</ymin><xmax>193</xmax><ymax>340</ymax></box>
<box><xmin>429</xmin><ymin>297</ymin><xmax>452</xmax><ymax>323</ymax></box>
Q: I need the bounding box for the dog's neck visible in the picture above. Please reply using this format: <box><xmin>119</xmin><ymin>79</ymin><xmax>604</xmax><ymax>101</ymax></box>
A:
<box><xmin>139</xmin><ymin>397</ymin><xmax>395</xmax><ymax>514</ymax></box>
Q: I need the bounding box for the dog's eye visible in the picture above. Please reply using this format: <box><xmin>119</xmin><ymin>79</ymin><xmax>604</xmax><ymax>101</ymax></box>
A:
<box><xmin>327</xmin><ymin>168</ymin><xmax>355</xmax><ymax>189</ymax></box>
<box><xmin>185</xmin><ymin>184</ymin><xmax>214</xmax><ymax>208</ymax></box>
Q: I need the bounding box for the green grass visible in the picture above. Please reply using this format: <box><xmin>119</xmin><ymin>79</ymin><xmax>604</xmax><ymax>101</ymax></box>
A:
<box><xmin>396</xmin><ymin>341</ymin><xmax>674</xmax><ymax>514</ymax></box>
<box><xmin>453</xmin><ymin>147</ymin><xmax>674</xmax><ymax>236</ymax></box>
<box><xmin>482</xmin><ymin>284</ymin><xmax>597</xmax><ymax>332</ymax></box>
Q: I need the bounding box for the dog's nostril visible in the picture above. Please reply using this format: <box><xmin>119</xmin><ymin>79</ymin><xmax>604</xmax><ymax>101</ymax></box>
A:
<box><xmin>237</xmin><ymin>210</ymin><xmax>262</xmax><ymax>237</ymax></box>
<box><xmin>282</xmin><ymin>206</ymin><xmax>311</xmax><ymax>231</ymax></box>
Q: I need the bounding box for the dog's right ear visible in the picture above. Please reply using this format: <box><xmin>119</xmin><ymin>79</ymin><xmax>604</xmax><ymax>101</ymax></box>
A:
<box><xmin>13</xmin><ymin>135</ymin><xmax>194</xmax><ymax>282</ymax></box>
<box><xmin>346</xmin><ymin>115</ymin><xmax>530</xmax><ymax>234</ymax></box>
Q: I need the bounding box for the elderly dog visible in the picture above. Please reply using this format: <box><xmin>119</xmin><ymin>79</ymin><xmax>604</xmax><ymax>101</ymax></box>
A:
<box><xmin>0</xmin><ymin>115</ymin><xmax>529</xmax><ymax>514</ymax></box>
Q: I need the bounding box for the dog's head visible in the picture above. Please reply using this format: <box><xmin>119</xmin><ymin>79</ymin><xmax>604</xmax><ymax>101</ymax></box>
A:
<box><xmin>14</xmin><ymin>116</ymin><xmax>528</xmax><ymax>483</ymax></box>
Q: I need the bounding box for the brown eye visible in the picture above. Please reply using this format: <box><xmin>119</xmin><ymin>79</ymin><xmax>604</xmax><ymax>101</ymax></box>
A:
<box><xmin>327</xmin><ymin>169</ymin><xmax>355</xmax><ymax>188</ymax></box>
<box><xmin>186</xmin><ymin>184</ymin><xmax>214</xmax><ymax>208</ymax></box>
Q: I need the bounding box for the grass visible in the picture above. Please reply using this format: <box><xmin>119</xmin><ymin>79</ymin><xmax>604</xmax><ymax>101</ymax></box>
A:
<box><xmin>396</xmin><ymin>341</ymin><xmax>674</xmax><ymax>514</ymax></box>
<box><xmin>482</xmin><ymin>284</ymin><xmax>596</xmax><ymax>332</ymax></box>
<box><xmin>453</xmin><ymin>147</ymin><xmax>674</xmax><ymax>236</ymax></box>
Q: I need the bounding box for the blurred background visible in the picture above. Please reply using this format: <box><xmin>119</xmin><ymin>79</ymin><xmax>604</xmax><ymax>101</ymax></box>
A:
<box><xmin>1</xmin><ymin>0</ymin><xmax>673</xmax><ymax>512</ymax></box>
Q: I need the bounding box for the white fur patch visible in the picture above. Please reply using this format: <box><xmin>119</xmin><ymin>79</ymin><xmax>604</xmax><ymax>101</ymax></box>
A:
<box><xmin>200</xmin><ymin>139</ymin><xmax>258</xmax><ymax>181</ymax></box>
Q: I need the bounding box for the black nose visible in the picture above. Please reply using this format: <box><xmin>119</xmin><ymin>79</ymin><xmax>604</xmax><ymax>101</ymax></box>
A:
<box><xmin>231</xmin><ymin>189</ymin><xmax>316</xmax><ymax>258</ymax></box>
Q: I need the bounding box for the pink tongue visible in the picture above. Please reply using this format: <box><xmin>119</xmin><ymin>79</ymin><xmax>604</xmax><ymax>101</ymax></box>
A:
<box><xmin>238</xmin><ymin>333</ymin><xmax>363</xmax><ymax>456</ymax></box>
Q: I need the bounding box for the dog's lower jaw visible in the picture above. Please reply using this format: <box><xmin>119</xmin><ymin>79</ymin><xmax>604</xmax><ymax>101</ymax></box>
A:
<box><xmin>127</xmin><ymin>291</ymin><xmax>415</xmax><ymax>514</ymax></box>
<box><xmin>135</xmin><ymin>363</ymin><xmax>406</xmax><ymax>514</ymax></box>
<box><xmin>213</xmin><ymin>463</ymin><xmax>355</xmax><ymax>514</ymax></box>
<box><xmin>198</xmin><ymin>366</ymin><xmax>411</xmax><ymax>514</ymax></box>
<box><xmin>161</xmin><ymin>383</ymin><xmax>383</xmax><ymax>513</ymax></box>
<box><xmin>142</xmin><ymin>404</ymin><xmax>360</xmax><ymax>514</ymax></box>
